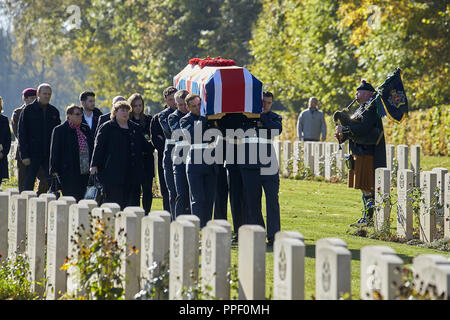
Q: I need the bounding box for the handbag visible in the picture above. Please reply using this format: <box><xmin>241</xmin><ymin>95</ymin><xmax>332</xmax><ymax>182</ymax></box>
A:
<box><xmin>84</xmin><ymin>173</ymin><xmax>104</xmax><ymax>204</ymax></box>
<box><xmin>48</xmin><ymin>174</ymin><xmax>62</xmax><ymax>199</ymax></box>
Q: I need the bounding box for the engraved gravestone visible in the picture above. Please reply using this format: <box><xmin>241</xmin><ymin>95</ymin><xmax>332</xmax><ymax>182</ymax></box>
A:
<box><xmin>201</xmin><ymin>224</ymin><xmax>231</xmax><ymax>299</ymax></box>
<box><xmin>375</xmin><ymin>168</ymin><xmax>391</xmax><ymax>232</ymax></box>
<box><xmin>273</xmin><ymin>237</ymin><xmax>305</xmax><ymax>300</ymax></box>
<box><xmin>397</xmin><ymin>169</ymin><xmax>414</xmax><ymax>240</ymax></box>
<box><xmin>420</xmin><ymin>171</ymin><xmax>437</xmax><ymax>243</ymax></box>
<box><xmin>238</xmin><ymin>225</ymin><xmax>266</xmax><ymax>300</ymax></box>
<box><xmin>46</xmin><ymin>200</ymin><xmax>70</xmax><ymax>300</ymax></box>
<box><xmin>410</xmin><ymin>145</ymin><xmax>420</xmax><ymax>187</ymax></box>
<box><xmin>27</xmin><ymin>197</ymin><xmax>46</xmax><ymax>296</ymax></box>
<box><xmin>169</xmin><ymin>219</ymin><xmax>196</xmax><ymax>300</ymax></box>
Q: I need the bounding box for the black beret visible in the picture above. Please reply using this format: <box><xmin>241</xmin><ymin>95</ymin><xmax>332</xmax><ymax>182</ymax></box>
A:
<box><xmin>356</xmin><ymin>79</ymin><xmax>376</xmax><ymax>92</ymax></box>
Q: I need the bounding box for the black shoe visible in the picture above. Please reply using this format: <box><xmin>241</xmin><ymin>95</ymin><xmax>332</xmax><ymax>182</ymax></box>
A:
<box><xmin>266</xmin><ymin>238</ymin><xmax>274</xmax><ymax>247</ymax></box>
<box><xmin>350</xmin><ymin>217</ymin><xmax>369</xmax><ymax>227</ymax></box>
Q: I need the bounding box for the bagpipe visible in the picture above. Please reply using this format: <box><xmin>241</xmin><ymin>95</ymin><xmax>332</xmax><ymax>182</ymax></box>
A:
<box><xmin>333</xmin><ymin>68</ymin><xmax>409</xmax><ymax>146</ymax></box>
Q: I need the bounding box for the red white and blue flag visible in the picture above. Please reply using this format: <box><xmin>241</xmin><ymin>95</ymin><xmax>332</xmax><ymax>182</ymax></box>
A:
<box><xmin>173</xmin><ymin>61</ymin><xmax>263</xmax><ymax>116</ymax></box>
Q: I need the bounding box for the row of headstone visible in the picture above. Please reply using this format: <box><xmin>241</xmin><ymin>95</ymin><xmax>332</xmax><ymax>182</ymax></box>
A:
<box><xmin>374</xmin><ymin>168</ymin><xmax>449</xmax><ymax>242</ymax></box>
<box><xmin>386</xmin><ymin>144</ymin><xmax>421</xmax><ymax>186</ymax></box>
<box><xmin>1</xmin><ymin>189</ymin><xmax>449</xmax><ymax>300</ymax></box>
<box><xmin>277</xmin><ymin>140</ymin><xmax>347</xmax><ymax>180</ymax></box>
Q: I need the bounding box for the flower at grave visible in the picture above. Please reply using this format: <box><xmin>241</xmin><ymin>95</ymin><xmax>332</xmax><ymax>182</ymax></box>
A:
<box><xmin>129</xmin><ymin>246</ymin><xmax>139</xmax><ymax>255</ymax></box>
<box><xmin>0</xmin><ymin>252</ymin><xmax>2</xmax><ymax>258</ymax></box>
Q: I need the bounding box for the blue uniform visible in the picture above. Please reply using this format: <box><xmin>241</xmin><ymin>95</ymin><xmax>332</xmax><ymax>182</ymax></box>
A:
<box><xmin>168</xmin><ymin>109</ymin><xmax>191</xmax><ymax>218</ymax></box>
<box><xmin>180</xmin><ymin>112</ymin><xmax>217</xmax><ymax>227</ymax></box>
<box><xmin>258</xmin><ymin>111</ymin><xmax>283</xmax><ymax>241</ymax></box>
<box><xmin>158</xmin><ymin>106</ymin><xmax>177</xmax><ymax>219</ymax></box>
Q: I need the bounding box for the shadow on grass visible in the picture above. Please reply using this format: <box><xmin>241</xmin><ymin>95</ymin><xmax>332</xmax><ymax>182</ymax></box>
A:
<box><xmin>305</xmin><ymin>244</ymin><xmax>414</xmax><ymax>264</ymax></box>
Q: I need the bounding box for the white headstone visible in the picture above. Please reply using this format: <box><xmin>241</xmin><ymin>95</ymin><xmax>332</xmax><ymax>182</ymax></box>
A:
<box><xmin>315</xmin><ymin>244</ymin><xmax>351</xmax><ymax>300</ymax></box>
<box><xmin>124</xmin><ymin>206</ymin><xmax>145</xmax><ymax>286</ymax></box>
<box><xmin>324</xmin><ymin>142</ymin><xmax>337</xmax><ymax>180</ymax></box>
<box><xmin>201</xmin><ymin>225</ymin><xmax>231</xmax><ymax>299</ymax></box>
<box><xmin>335</xmin><ymin>145</ymin><xmax>347</xmax><ymax>180</ymax></box>
<box><xmin>39</xmin><ymin>193</ymin><xmax>56</xmax><ymax>231</ymax></box>
<box><xmin>46</xmin><ymin>200</ymin><xmax>70</xmax><ymax>300</ymax></box>
<box><xmin>275</xmin><ymin>230</ymin><xmax>305</xmax><ymax>243</ymax></box>
<box><xmin>0</xmin><ymin>192</ymin><xmax>11</xmax><ymax>261</ymax></box>
<box><xmin>444</xmin><ymin>173</ymin><xmax>450</xmax><ymax>239</ymax></box>
<box><xmin>375</xmin><ymin>168</ymin><xmax>391</xmax><ymax>232</ymax></box>
<box><xmin>177</xmin><ymin>214</ymin><xmax>200</xmax><ymax>281</ymax></box>
<box><xmin>90</xmin><ymin>207</ymin><xmax>114</xmax><ymax>237</ymax></box>
<box><xmin>385</xmin><ymin>144</ymin><xmax>395</xmax><ymax>171</ymax></box>
<box><xmin>140</xmin><ymin>214</ymin><xmax>170</xmax><ymax>299</ymax></box>
<box><xmin>292</xmin><ymin>141</ymin><xmax>302</xmax><ymax>176</ymax></box>
<box><xmin>396</xmin><ymin>144</ymin><xmax>409</xmax><ymax>171</ymax></box>
<box><xmin>100</xmin><ymin>203</ymin><xmax>121</xmax><ymax>215</ymax></box>
<box><xmin>273</xmin><ymin>139</ymin><xmax>281</xmax><ymax>170</ymax></box>
<box><xmin>59</xmin><ymin>196</ymin><xmax>77</xmax><ymax>207</ymax></box>
<box><xmin>432</xmin><ymin>167</ymin><xmax>448</xmax><ymax>228</ymax></box>
<box><xmin>360</xmin><ymin>246</ymin><xmax>403</xmax><ymax>300</ymax></box>
<box><xmin>420</xmin><ymin>171</ymin><xmax>437</xmax><ymax>243</ymax></box>
<box><xmin>66</xmin><ymin>204</ymin><xmax>90</xmax><ymax>297</ymax></box>
<box><xmin>413</xmin><ymin>254</ymin><xmax>450</xmax><ymax>299</ymax></box>
<box><xmin>273</xmin><ymin>237</ymin><xmax>305</xmax><ymax>300</ymax></box>
<box><xmin>78</xmin><ymin>199</ymin><xmax>98</xmax><ymax>212</ymax></box>
<box><xmin>207</xmin><ymin>219</ymin><xmax>232</xmax><ymax>236</ymax></box>
<box><xmin>303</xmin><ymin>142</ymin><xmax>314</xmax><ymax>171</ymax></box>
<box><xmin>410</xmin><ymin>145</ymin><xmax>420</xmax><ymax>187</ymax></box>
<box><xmin>238</xmin><ymin>225</ymin><xmax>266</xmax><ymax>300</ymax></box>
<box><xmin>115</xmin><ymin>211</ymin><xmax>139</xmax><ymax>299</ymax></box>
<box><xmin>149</xmin><ymin>210</ymin><xmax>171</xmax><ymax>226</ymax></box>
<box><xmin>27</xmin><ymin>197</ymin><xmax>46</xmax><ymax>296</ymax></box>
<box><xmin>169</xmin><ymin>219</ymin><xmax>197</xmax><ymax>300</ymax></box>
<box><xmin>397</xmin><ymin>169</ymin><xmax>414</xmax><ymax>240</ymax></box>
<box><xmin>313</xmin><ymin>142</ymin><xmax>325</xmax><ymax>177</ymax></box>
<box><xmin>282</xmin><ymin>140</ymin><xmax>292</xmax><ymax>177</ymax></box>
<box><xmin>8</xmin><ymin>194</ymin><xmax>27</xmax><ymax>259</ymax></box>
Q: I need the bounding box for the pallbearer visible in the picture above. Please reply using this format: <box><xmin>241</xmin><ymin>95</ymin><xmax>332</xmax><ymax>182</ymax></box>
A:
<box><xmin>168</xmin><ymin>89</ymin><xmax>191</xmax><ymax>218</ymax></box>
<box><xmin>180</xmin><ymin>94</ymin><xmax>217</xmax><ymax>227</ymax></box>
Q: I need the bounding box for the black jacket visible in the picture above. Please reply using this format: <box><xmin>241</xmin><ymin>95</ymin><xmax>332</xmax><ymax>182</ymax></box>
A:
<box><xmin>91</xmin><ymin>118</ymin><xmax>148</xmax><ymax>186</ymax></box>
<box><xmin>95</xmin><ymin>112</ymin><xmax>111</xmax><ymax>137</ymax></box>
<box><xmin>0</xmin><ymin>114</ymin><xmax>11</xmax><ymax>180</ymax></box>
<box><xmin>82</xmin><ymin>107</ymin><xmax>103</xmax><ymax>134</ymax></box>
<box><xmin>130</xmin><ymin>114</ymin><xmax>155</xmax><ymax>181</ymax></box>
<box><xmin>49</xmin><ymin>121</ymin><xmax>94</xmax><ymax>177</ymax></box>
<box><xmin>17</xmin><ymin>100</ymin><xmax>61</xmax><ymax>161</ymax></box>
<box><xmin>150</xmin><ymin>109</ymin><xmax>166</xmax><ymax>154</ymax></box>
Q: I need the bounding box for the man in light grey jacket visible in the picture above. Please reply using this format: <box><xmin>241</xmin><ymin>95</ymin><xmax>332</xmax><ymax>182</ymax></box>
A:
<box><xmin>296</xmin><ymin>97</ymin><xmax>327</xmax><ymax>141</ymax></box>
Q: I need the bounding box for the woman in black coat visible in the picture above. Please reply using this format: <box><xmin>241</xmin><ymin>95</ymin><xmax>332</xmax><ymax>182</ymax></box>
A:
<box><xmin>0</xmin><ymin>97</ymin><xmax>12</xmax><ymax>184</ymax></box>
<box><xmin>128</xmin><ymin>93</ymin><xmax>155</xmax><ymax>214</ymax></box>
<box><xmin>49</xmin><ymin>104</ymin><xmax>94</xmax><ymax>201</ymax></box>
<box><xmin>90</xmin><ymin>100</ymin><xmax>148</xmax><ymax>210</ymax></box>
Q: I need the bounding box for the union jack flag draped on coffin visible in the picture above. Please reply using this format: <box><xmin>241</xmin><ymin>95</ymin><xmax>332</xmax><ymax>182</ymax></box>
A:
<box><xmin>173</xmin><ymin>58</ymin><xmax>263</xmax><ymax>116</ymax></box>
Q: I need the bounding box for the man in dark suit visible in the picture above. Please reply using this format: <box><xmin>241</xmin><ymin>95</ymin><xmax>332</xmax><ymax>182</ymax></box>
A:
<box><xmin>18</xmin><ymin>83</ymin><xmax>61</xmax><ymax>193</ymax></box>
<box><xmin>80</xmin><ymin>91</ymin><xmax>102</xmax><ymax>134</ymax></box>
<box><xmin>11</xmin><ymin>88</ymin><xmax>40</xmax><ymax>192</ymax></box>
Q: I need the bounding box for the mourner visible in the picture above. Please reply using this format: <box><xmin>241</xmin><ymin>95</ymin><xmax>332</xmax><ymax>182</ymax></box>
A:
<box><xmin>18</xmin><ymin>83</ymin><xmax>61</xmax><ymax>194</ymax></box>
<box><xmin>80</xmin><ymin>91</ymin><xmax>102</xmax><ymax>134</ymax></box>
<box><xmin>180</xmin><ymin>94</ymin><xmax>217</xmax><ymax>227</ymax></box>
<box><xmin>168</xmin><ymin>89</ymin><xmax>191</xmax><ymax>218</ymax></box>
<box><xmin>95</xmin><ymin>95</ymin><xmax>126</xmax><ymax>136</ymax></box>
<box><xmin>258</xmin><ymin>91</ymin><xmax>282</xmax><ymax>246</ymax></box>
<box><xmin>129</xmin><ymin>93</ymin><xmax>155</xmax><ymax>214</ymax></box>
<box><xmin>11</xmin><ymin>88</ymin><xmax>38</xmax><ymax>192</ymax></box>
<box><xmin>150</xmin><ymin>95</ymin><xmax>170</xmax><ymax>213</ymax></box>
<box><xmin>49</xmin><ymin>104</ymin><xmax>94</xmax><ymax>201</ymax></box>
<box><xmin>90</xmin><ymin>100</ymin><xmax>148</xmax><ymax>209</ymax></box>
<box><xmin>158</xmin><ymin>86</ymin><xmax>178</xmax><ymax>218</ymax></box>
<box><xmin>0</xmin><ymin>96</ymin><xmax>11</xmax><ymax>187</ymax></box>
<box><xmin>297</xmin><ymin>97</ymin><xmax>327</xmax><ymax>142</ymax></box>
<box><xmin>335</xmin><ymin>79</ymin><xmax>386</xmax><ymax>226</ymax></box>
